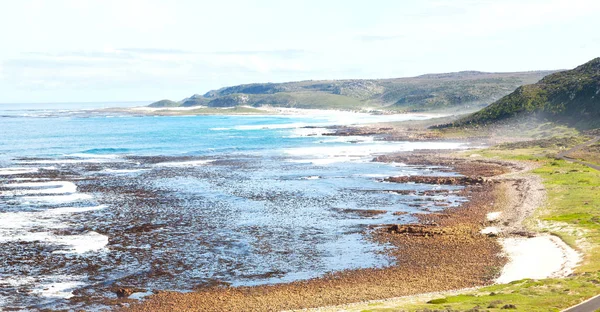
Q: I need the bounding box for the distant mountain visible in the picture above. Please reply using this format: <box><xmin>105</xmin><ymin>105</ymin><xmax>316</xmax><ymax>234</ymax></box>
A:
<box><xmin>450</xmin><ymin>58</ymin><xmax>600</xmax><ymax>129</ymax></box>
<box><xmin>149</xmin><ymin>70</ymin><xmax>555</xmax><ymax>112</ymax></box>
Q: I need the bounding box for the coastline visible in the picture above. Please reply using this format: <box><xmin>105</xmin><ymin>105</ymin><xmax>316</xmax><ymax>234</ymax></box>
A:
<box><xmin>1</xmin><ymin>108</ymin><xmax>582</xmax><ymax>311</ymax></box>
<box><xmin>121</xmin><ymin>148</ymin><xmax>569</xmax><ymax>312</ymax></box>
<box><xmin>92</xmin><ymin>105</ymin><xmax>446</xmax><ymax>120</ymax></box>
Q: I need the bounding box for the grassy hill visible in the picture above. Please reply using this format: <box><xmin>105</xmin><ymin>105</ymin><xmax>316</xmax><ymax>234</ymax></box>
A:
<box><xmin>449</xmin><ymin>58</ymin><xmax>600</xmax><ymax>129</ymax></box>
<box><xmin>149</xmin><ymin>70</ymin><xmax>554</xmax><ymax>112</ymax></box>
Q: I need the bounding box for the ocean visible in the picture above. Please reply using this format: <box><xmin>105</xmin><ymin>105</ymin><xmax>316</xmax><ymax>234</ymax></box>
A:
<box><xmin>0</xmin><ymin>104</ymin><xmax>468</xmax><ymax>310</ymax></box>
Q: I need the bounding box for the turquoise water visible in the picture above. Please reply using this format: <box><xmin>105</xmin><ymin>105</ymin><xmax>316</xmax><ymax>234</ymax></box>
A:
<box><xmin>0</xmin><ymin>105</ymin><xmax>467</xmax><ymax>311</ymax></box>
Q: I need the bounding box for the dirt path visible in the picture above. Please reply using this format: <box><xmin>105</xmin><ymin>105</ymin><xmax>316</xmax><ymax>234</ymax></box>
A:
<box><xmin>482</xmin><ymin>159</ymin><xmax>544</xmax><ymax>236</ymax></box>
<box><xmin>558</xmin><ymin>136</ymin><xmax>600</xmax><ymax>171</ymax></box>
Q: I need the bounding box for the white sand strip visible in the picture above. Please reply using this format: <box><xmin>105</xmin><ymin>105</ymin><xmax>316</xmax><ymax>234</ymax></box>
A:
<box><xmin>480</xmin><ymin>227</ymin><xmax>500</xmax><ymax>235</ymax></box>
<box><xmin>496</xmin><ymin>235</ymin><xmax>580</xmax><ymax>284</ymax></box>
<box><xmin>486</xmin><ymin>211</ymin><xmax>502</xmax><ymax>221</ymax></box>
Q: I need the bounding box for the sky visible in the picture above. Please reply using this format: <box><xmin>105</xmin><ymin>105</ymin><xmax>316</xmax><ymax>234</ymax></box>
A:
<box><xmin>0</xmin><ymin>0</ymin><xmax>599</xmax><ymax>103</ymax></box>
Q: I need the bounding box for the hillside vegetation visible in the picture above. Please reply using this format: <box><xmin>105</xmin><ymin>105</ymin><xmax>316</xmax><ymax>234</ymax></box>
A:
<box><xmin>149</xmin><ymin>71</ymin><xmax>554</xmax><ymax>112</ymax></box>
<box><xmin>451</xmin><ymin>58</ymin><xmax>600</xmax><ymax>129</ymax></box>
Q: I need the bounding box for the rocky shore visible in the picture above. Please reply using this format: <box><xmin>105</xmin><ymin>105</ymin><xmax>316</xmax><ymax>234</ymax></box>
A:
<box><xmin>121</xmin><ymin>152</ymin><xmax>518</xmax><ymax>312</ymax></box>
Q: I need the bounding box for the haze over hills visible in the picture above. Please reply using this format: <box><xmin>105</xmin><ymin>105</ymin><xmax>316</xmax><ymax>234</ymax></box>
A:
<box><xmin>149</xmin><ymin>70</ymin><xmax>555</xmax><ymax>112</ymax></box>
<box><xmin>451</xmin><ymin>58</ymin><xmax>600</xmax><ymax>129</ymax></box>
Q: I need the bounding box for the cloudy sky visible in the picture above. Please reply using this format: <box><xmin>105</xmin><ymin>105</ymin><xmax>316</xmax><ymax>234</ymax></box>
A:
<box><xmin>0</xmin><ymin>0</ymin><xmax>599</xmax><ymax>103</ymax></box>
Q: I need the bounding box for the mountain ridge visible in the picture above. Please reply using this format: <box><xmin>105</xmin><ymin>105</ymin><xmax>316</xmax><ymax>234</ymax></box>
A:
<box><xmin>448</xmin><ymin>58</ymin><xmax>600</xmax><ymax>129</ymax></box>
<box><xmin>150</xmin><ymin>70</ymin><xmax>556</xmax><ymax>112</ymax></box>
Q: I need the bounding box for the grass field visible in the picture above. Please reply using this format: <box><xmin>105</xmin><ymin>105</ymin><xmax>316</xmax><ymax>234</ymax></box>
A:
<box><xmin>354</xmin><ymin>133</ymin><xmax>600</xmax><ymax>312</ymax></box>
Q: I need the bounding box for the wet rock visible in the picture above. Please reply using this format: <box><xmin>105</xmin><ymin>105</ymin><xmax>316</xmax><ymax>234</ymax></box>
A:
<box><xmin>384</xmin><ymin>176</ymin><xmax>488</xmax><ymax>185</ymax></box>
<box><xmin>114</xmin><ymin>287</ymin><xmax>135</xmax><ymax>298</ymax></box>
<box><xmin>510</xmin><ymin>231</ymin><xmax>536</xmax><ymax>238</ymax></box>
<box><xmin>386</xmin><ymin>224</ymin><xmax>444</xmax><ymax>237</ymax></box>
<box><xmin>124</xmin><ymin>223</ymin><xmax>165</xmax><ymax>233</ymax></box>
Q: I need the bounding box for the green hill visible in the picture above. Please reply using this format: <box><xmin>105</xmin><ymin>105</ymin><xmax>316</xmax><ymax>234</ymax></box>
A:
<box><xmin>451</xmin><ymin>58</ymin><xmax>600</xmax><ymax>129</ymax></box>
<box><xmin>149</xmin><ymin>70</ymin><xmax>555</xmax><ymax>112</ymax></box>
<box><xmin>148</xmin><ymin>99</ymin><xmax>180</xmax><ymax>108</ymax></box>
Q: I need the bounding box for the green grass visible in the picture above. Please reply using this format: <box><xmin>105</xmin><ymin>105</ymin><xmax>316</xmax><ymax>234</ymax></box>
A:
<box><xmin>452</xmin><ymin>58</ymin><xmax>600</xmax><ymax>130</ymax></box>
<box><xmin>360</xmin><ymin>274</ymin><xmax>600</xmax><ymax>312</ymax></box>
<box><xmin>252</xmin><ymin>92</ymin><xmax>365</xmax><ymax>110</ymax></box>
<box><xmin>149</xmin><ymin>70</ymin><xmax>553</xmax><ymax>112</ymax></box>
<box><xmin>358</xmin><ymin>134</ymin><xmax>600</xmax><ymax>312</ymax></box>
<box><xmin>533</xmin><ymin>160</ymin><xmax>600</xmax><ymax>271</ymax></box>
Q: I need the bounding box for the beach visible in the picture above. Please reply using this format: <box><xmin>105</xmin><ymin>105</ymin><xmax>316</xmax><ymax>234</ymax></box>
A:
<box><xmin>120</xmin><ymin>149</ymin><xmax>580</xmax><ymax>312</ymax></box>
<box><xmin>0</xmin><ymin>109</ymin><xmax>581</xmax><ymax>311</ymax></box>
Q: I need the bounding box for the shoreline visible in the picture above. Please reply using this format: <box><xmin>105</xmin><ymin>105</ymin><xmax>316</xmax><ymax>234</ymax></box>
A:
<box><xmin>93</xmin><ymin>105</ymin><xmax>447</xmax><ymax>120</ymax></box>
<box><xmin>121</xmin><ymin>150</ymin><xmax>580</xmax><ymax>312</ymax></box>
<box><xmin>120</xmin><ymin>150</ymin><xmax>540</xmax><ymax>312</ymax></box>
<box><xmin>291</xmin><ymin>152</ymin><xmax>582</xmax><ymax>312</ymax></box>
<box><xmin>0</xmin><ymin>111</ymin><xmax>582</xmax><ymax>311</ymax></box>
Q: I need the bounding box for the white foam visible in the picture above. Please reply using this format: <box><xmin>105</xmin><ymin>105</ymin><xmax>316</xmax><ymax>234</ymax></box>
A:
<box><xmin>129</xmin><ymin>291</ymin><xmax>154</xmax><ymax>300</ymax></box>
<box><xmin>19</xmin><ymin>159</ymin><xmax>118</xmax><ymax>164</ymax></box>
<box><xmin>0</xmin><ymin>205</ymin><xmax>108</xmax><ymax>255</ymax></box>
<box><xmin>284</xmin><ymin>142</ymin><xmax>465</xmax><ymax>164</ymax></box>
<box><xmin>289</xmin><ymin>156</ymin><xmax>365</xmax><ymax>165</ymax></box>
<box><xmin>49</xmin><ymin>205</ymin><xmax>107</xmax><ymax>214</ymax></box>
<box><xmin>0</xmin><ymin>225</ymin><xmax>108</xmax><ymax>254</ymax></box>
<box><xmin>154</xmin><ymin>160</ymin><xmax>213</xmax><ymax>167</ymax></box>
<box><xmin>17</xmin><ymin>193</ymin><xmax>93</xmax><ymax>204</ymax></box>
<box><xmin>289</xmin><ymin>127</ymin><xmax>335</xmax><ymax>137</ymax></box>
<box><xmin>0</xmin><ymin>212</ymin><xmax>67</xmax><ymax>233</ymax></box>
<box><xmin>1</xmin><ymin>181</ymin><xmax>77</xmax><ymax>196</ymax></box>
<box><xmin>0</xmin><ymin>168</ymin><xmax>38</xmax><ymax>175</ymax></box>
<box><xmin>101</xmin><ymin>168</ymin><xmax>148</xmax><ymax>174</ymax></box>
<box><xmin>496</xmin><ymin>235</ymin><xmax>581</xmax><ymax>284</ymax></box>
<box><xmin>0</xmin><ymin>277</ymin><xmax>36</xmax><ymax>287</ymax></box>
<box><xmin>30</xmin><ymin>278</ymin><xmax>86</xmax><ymax>299</ymax></box>
<box><xmin>53</xmin><ymin>231</ymin><xmax>109</xmax><ymax>254</ymax></box>
<box><xmin>7</xmin><ymin>178</ymin><xmax>51</xmax><ymax>182</ymax></box>
<box><xmin>361</xmin><ymin>173</ymin><xmax>393</xmax><ymax>178</ymax></box>
<box><xmin>234</xmin><ymin>122</ymin><xmax>310</xmax><ymax>131</ymax></box>
<box><xmin>320</xmin><ymin>136</ymin><xmax>375</xmax><ymax>143</ymax></box>
<box><xmin>66</xmin><ymin>153</ymin><xmax>120</xmax><ymax>159</ymax></box>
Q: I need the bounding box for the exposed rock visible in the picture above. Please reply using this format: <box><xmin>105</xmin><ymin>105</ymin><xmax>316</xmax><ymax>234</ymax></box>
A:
<box><xmin>114</xmin><ymin>287</ymin><xmax>136</xmax><ymax>298</ymax></box>
<box><xmin>387</xmin><ymin>224</ymin><xmax>444</xmax><ymax>237</ymax></box>
<box><xmin>384</xmin><ymin>176</ymin><xmax>488</xmax><ymax>185</ymax></box>
<box><xmin>501</xmin><ymin>304</ymin><xmax>517</xmax><ymax>309</ymax></box>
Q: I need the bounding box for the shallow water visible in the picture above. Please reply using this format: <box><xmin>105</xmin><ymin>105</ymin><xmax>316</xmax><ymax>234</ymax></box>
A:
<box><xmin>0</xmin><ymin>105</ymin><xmax>467</xmax><ymax>311</ymax></box>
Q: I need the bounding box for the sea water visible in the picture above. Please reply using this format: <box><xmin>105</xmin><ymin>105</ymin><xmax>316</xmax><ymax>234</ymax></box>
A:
<box><xmin>0</xmin><ymin>104</ymin><xmax>467</xmax><ymax>310</ymax></box>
